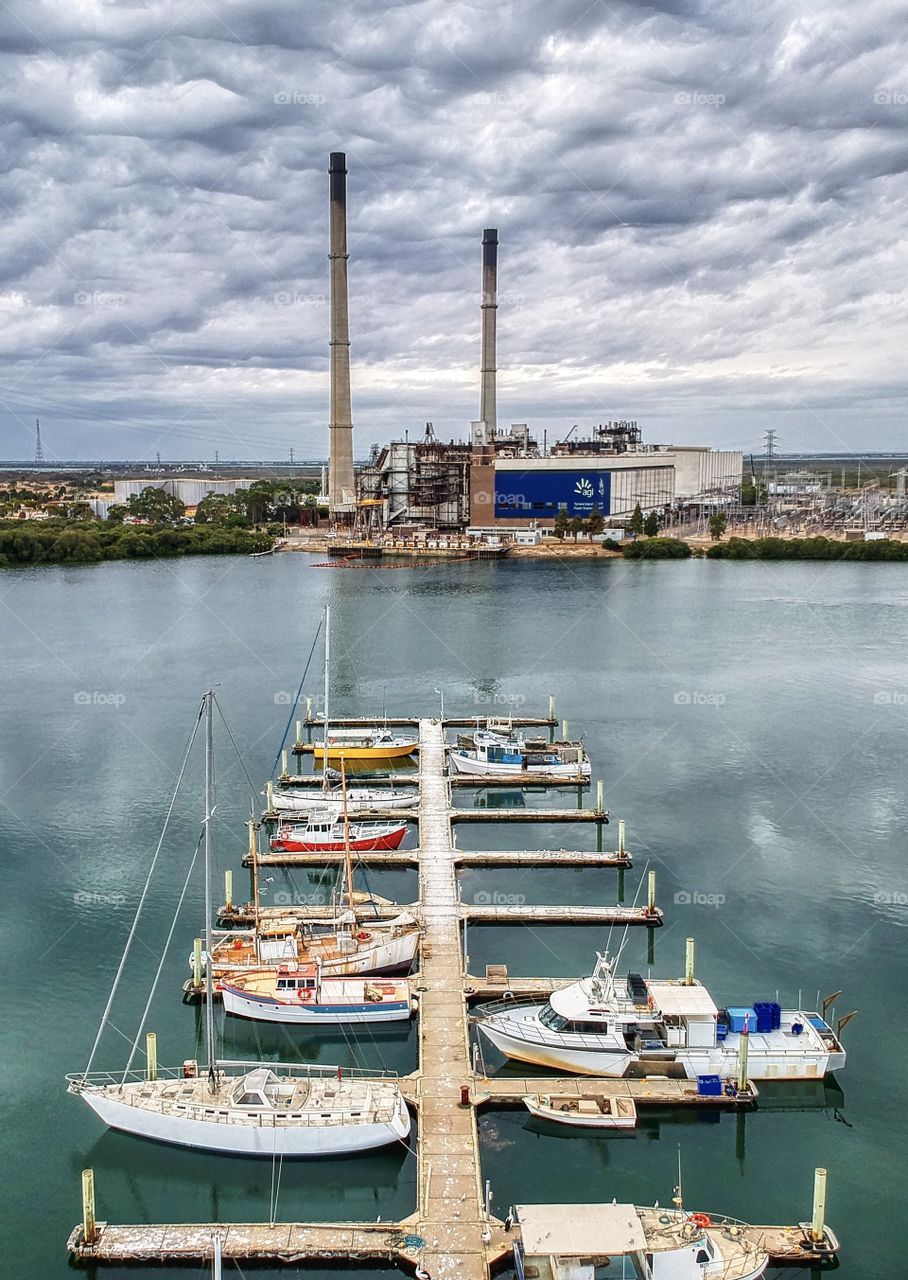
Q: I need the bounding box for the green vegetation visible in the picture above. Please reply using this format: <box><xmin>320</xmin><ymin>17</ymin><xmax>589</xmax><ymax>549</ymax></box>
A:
<box><xmin>643</xmin><ymin>510</ymin><xmax>660</xmax><ymax>537</ymax></box>
<box><xmin>553</xmin><ymin>507</ymin><xmax>570</xmax><ymax>540</ymax></box>
<box><xmin>622</xmin><ymin>536</ymin><xmax>693</xmax><ymax>559</ymax></box>
<box><xmin>0</xmin><ymin>520</ymin><xmax>272</xmax><ymax>568</ymax></box>
<box><xmin>707</xmin><ymin>536</ymin><xmax>908</xmax><ymax>561</ymax></box>
<box><xmin>627</xmin><ymin>503</ymin><xmax>644</xmax><ymax>537</ymax></box>
<box><xmin>708</xmin><ymin>512</ymin><xmax>728</xmax><ymax>541</ymax></box>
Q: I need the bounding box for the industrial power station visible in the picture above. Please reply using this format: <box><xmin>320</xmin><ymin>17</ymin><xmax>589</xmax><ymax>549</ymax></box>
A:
<box><xmin>324</xmin><ymin>153</ymin><xmax>742</xmax><ymax>537</ymax></box>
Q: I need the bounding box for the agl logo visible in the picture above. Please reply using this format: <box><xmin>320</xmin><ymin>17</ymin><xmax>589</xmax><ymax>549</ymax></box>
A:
<box><xmin>574</xmin><ymin>478</ymin><xmax>594</xmax><ymax>497</ymax></box>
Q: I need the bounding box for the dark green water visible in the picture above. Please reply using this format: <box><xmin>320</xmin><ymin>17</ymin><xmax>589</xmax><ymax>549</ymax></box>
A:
<box><xmin>2</xmin><ymin>554</ymin><xmax>906</xmax><ymax>1278</ymax></box>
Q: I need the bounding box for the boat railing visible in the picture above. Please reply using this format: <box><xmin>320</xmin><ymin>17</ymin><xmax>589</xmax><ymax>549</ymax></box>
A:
<box><xmin>67</xmin><ymin>1059</ymin><xmax>402</xmax><ymax>1088</ymax></box>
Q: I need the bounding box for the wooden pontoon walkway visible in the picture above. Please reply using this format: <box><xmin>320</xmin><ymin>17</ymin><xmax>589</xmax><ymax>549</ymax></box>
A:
<box><xmin>408</xmin><ymin>718</ymin><xmax>512</xmax><ymax>1279</ymax></box>
<box><xmin>472</xmin><ymin>1075</ymin><xmax>757</xmax><ymax>1108</ymax></box>
<box><xmin>250</xmin><ymin>846</ymin><xmax>632</xmax><ymax>869</ymax></box>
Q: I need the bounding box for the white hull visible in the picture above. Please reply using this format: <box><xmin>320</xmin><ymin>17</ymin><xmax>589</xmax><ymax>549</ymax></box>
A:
<box><xmin>449</xmin><ymin>751</ymin><xmax>590</xmax><ymax>778</ymax></box>
<box><xmin>273</xmin><ymin>788</ymin><xmax>416</xmax><ymax>814</ymax></box>
<box><xmin>479</xmin><ymin>1014</ymin><xmax>835</xmax><ymax>1080</ymax></box>
<box><xmin>221</xmin><ymin>986</ymin><xmax>412</xmax><ymax>1025</ymax></box>
<box><xmin>75</xmin><ymin>1081</ymin><xmax>411</xmax><ymax>1156</ymax></box>
<box><xmin>523</xmin><ymin>1095</ymin><xmax>636</xmax><ymax>1129</ymax></box>
<box><xmin>205</xmin><ymin>928</ymin><xmax>420</xmax><ymax>980</ymax></box>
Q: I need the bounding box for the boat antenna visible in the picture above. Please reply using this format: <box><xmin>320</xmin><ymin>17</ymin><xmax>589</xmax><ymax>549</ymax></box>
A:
<box><xmin>340</xmin><ymin>759</ymin><xmax>356</xmax><ymax>915</ymax></box>
<box><xmin>204</xmin><ymin>689</ymin><xmax>217</xmax><ymax>1090</ymax></box>
<box><xmin>322</xmin><ymin>604</ymin><xmax>331</xmax><ymax>792</ymax></box>
<box><xmin>673</xmin><ymin>1144</ymin><xmax>683</xmax><ymax>1212</ymax></box>
<box><xmin>612</xmin><ymin>862</ymin><xmax>650</xmax><ymax>976</ymax></box>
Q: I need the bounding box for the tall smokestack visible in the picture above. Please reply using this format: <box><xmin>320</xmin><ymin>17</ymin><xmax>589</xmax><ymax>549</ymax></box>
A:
<box><xmin>327</xmin><ymin>152</ymin><xmax>354</xmax><ymax>514</ymax></box>
<box><xmin>479</xmin><ymin>227</ymin><xmax>498</xmax><ymax>444</ymax></box>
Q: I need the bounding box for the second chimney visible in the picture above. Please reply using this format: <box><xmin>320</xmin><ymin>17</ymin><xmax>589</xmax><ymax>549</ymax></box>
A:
<box><xmin>327</xmin><ymin>151</ymin><xmax>355</xmax><ymax>514</ymax></box>
<box><xmin>479</xmin><ymin>227</ymin><xmax>498</xmax><ymax>444</ymax></box>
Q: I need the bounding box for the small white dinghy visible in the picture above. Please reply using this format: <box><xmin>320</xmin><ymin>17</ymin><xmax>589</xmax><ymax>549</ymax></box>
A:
<box><xmin>523</xmin><ymin>1092</ymin><xmax>637</xmax><ymax>1129</ymax></box>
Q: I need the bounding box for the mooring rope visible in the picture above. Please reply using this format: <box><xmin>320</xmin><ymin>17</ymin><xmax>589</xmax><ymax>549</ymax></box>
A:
<box><xmin>84</xmin><ymin>699</ymin><xmax>205</xmax><ymax>1075</ymax></box>
<box><xmin>269</xmin><ymin>614</ymin><xmax>324</xmax><ymax>778</ymax></box>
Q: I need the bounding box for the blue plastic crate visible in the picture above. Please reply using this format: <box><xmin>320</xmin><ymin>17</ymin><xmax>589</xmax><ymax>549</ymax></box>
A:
<box><xmin>726</xmin><ymin>1006</ymin><xmax>756</xmax><ymax>1034</ymax></box>
<box><xmin>697</xmin><ymin>1074</ymin><xmax>722</xmax><ymax>1096</ymax></box>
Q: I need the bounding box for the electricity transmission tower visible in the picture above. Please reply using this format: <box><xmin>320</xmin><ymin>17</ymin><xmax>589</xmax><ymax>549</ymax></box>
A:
<box><xmin>34</xmin><ymin>419</ymin><xmax>44</xmax><ymax>463</ymax></box>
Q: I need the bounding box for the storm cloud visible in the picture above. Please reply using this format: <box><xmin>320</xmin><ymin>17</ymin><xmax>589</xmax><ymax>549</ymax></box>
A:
<box><xmin>0</xmin><ymin>0</ymin><xmax>905</xmax><ymax>459</ymax></box>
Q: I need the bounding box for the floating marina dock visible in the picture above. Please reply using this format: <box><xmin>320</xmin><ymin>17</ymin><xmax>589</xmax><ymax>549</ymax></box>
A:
<box><xmin>69</xmin><ymin>714</ymin><xmax>834</xmax><ymax>1277</ymax></box>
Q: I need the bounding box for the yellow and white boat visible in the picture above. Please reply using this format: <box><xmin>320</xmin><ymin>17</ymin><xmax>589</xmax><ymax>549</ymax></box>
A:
<box><xmin>313</xmin><ymin>729</ymin><xmax>419</xmax><ymax>761</ymax></box>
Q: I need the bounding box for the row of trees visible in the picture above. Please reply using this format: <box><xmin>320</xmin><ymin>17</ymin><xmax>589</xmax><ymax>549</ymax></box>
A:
<box><xmin>0</xmin><ymin>519</ymin><xmax>272</xmax><ymax>567</ymax></box>
<box><xmin>105</xmin><ymin>479</ymin><xmax>323</xmax><ymax>528</ymax></box>
<box><xmin>707</xmin><ymin>536</ymin><xmax>908</xmax><ymax>561</ymax></box>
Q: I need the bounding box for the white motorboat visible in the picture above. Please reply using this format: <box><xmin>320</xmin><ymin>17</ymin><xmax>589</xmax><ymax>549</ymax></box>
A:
<box><xmin>523</xmin><ymin>1091</ymin><xmax>637</xmax><ymax>1129</ymax></box>
<box><xmin>220</xmin><ymin>963</ymin><xmax>414</xmax><ymax>1024</ymax></box>
<box><xmin>69</xmin><ymin>690</ymin><xmax>412</xmax><ymax>1158</ymax></box>
<box><xmin>514</xmin><ymin>1201</ymin><xmax>773</xmax><ymax>1280</ymax></box>
<box><xmin>475</xmin><ymin>948</ymin><xmax>847</xmax><ymax>1080</ymax></box>
<box><xmin>449</xmin><ymin>729</ymin><xmax>590</xmax><ymax>778</ymax></box>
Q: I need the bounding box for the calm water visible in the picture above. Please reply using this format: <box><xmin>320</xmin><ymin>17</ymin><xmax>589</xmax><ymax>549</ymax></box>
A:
<box><xmin>2</xmin><ymin>554</ymin><xmax>906</xmax><ymax>1279</ymax></box>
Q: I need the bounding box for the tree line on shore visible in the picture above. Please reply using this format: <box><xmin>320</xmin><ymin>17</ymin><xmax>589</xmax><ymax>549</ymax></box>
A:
<box><xmin>0</xmin><ymin>520</ymin><xmax>271</xmax><ymax>567</ymax></box>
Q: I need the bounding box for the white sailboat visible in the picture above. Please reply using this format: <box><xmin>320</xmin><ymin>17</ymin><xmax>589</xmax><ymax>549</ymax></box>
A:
<box><xmin>449</xmin><ymin>729</ymin><xmax>591</xmax><ymax>778</ymax></box>
<box><xmin>475</xmin><ymin>947</ymin><xmax>847</xmax><ymax>1080</ymax></box>
<box><xmin>271</xmin><ymin>785</ymin><xmax>417</xmax><ymax>814</ymax></box>
<box><xmin>68</xmin><ymin>691</ymin><xmax>411</xmax><ymax>1157</ymax></box>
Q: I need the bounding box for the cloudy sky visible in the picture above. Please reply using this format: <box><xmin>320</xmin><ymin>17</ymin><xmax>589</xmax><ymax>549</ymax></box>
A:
<box><xmin>0</xmin><ymin>0</ymin><xmax>906</xmax><ymax>461</ymax></box>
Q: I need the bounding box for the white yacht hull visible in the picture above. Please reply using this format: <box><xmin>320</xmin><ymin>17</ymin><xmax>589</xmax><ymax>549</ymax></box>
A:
<box><xmin>449</xmin><ymin>751</ymin><xmax>590</xmax><ymax>778</ymax></box>
<box><xmin>78</xmin><ymin>1087</ymin><xmax>411</xmax><ymax>1156</ymax></box>
<box><xmin>221</xmin><ymin>986</ymin><xmax>412</xmax><ymax>1025</ymax></box>
<box><xmin>205</xmin><ymin>928</ymin><xmax>420</xmax><ymax>980</ymax></box>
<box><xmin>273</xmin><ymin>789</ymin><xmax>416</xmax><ymax>814</ymax></box>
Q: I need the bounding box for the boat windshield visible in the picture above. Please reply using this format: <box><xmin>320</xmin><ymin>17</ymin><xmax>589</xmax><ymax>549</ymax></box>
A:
<box><xmin>539</xmin><ymin>1003</ymin><xmax>568</xmax><ymax>1031</ymax></box>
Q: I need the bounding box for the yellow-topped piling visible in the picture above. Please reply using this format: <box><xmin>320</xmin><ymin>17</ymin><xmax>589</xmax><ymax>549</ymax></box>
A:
<box><xmin>145</xmin><ymin>1032</ymin><xmax>157</xmax><ymax>1082</ymax></box>
<box><xmin>224</xmin><ymin>870</ymin><xmax>233</xmax><ymax>912</ymax></box>
<box><xmin>684</xmin><ymin>936</ymin><xmax>695</xmax><ymax>985</ymax></box>
<box><xmin>737</xmin><ymin>1024</ymin><xmax>749</xmax><ymax>1092</ymax></box>
<box><xmin>811</xmin><ymin>1168</ymin><xmax>827</xmax><ymax>1242</ymax></box>
<box><xmin>81</xmin><ymin>1169</ymin><xmax>96</xmax><ymax>1244</ymax></box>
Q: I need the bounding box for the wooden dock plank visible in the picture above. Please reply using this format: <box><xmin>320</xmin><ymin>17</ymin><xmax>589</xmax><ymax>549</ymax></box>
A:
<box><xmin>464</xmin><ymin>904</ymin><xmax>662</xmax><ymax>925</ymax></box>
<box><xmin>451</xmin><ymin>807</ymin><xmax>607</xmax><ymax>823</ymax></box>
<box><xmin>472</xmin><ymin>1075</ymin><xmax>757</xmax><ymax>1107</ymax></box>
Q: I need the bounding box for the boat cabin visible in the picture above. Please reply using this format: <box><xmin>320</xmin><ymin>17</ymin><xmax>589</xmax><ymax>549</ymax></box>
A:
<box><xmin>275</xmin><ymin>964</ymin><xmax>319</xmax><ymax>992</ymax></box>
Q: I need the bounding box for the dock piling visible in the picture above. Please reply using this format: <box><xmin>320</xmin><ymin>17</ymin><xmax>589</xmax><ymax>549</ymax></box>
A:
<box><xmin>281</xmin><ymin>748</ymin><xmax>288</xmax><ymax>778</ymax></box>
<box><xmin>81</xmin><ymin>1169</ymin><xmax>96</xmax><ymax>1245</ymax></box>
<box><xmin>224</xmin><ymin>870</ymin><xmax>233</xmax><ymax>912</ymax></box>
<box><xmin>145</xmin><ymin>1032</ymin><xmax>157</xmax><ymax>1082</ymax></box>
<box><xmin>811</xmin><ymin>1168</ymin><xmax>827</xmax><ymax>1243</ymax></box>
<box><xmin>295</xmin><ymin>719</ymin><xmax>302</xmax><ymax>746</ymax></box>
<box><xmin>265</xmin><ymin>780</ymin><xmax>274</xmax><ymax>812</ymax></box>
<box><xmin>305</xmin><ymin>695</ymin><xmax>312</xmax><ymax>721</ymax></box>
<box><xmin>562</xmin><ymin>719</ymin><xmax>568</xmax><ymax>741</ymax></box>
<box><xmin>737</xmin><ymin>1023</ymin><xmax>749</xmax><ymax>1092</ymax></box>
<box><xmin>685</xmin><ymin>936</ymin><xmax>695</xmax><ymax>985</ymax></box>
<box><xmin>618</xmin><ymin>817</ymin><xmax>626</xmax><ymax>856</ymax></box>
<box><xmin>192</xmin><ymin>938</ymin><xmax>202</xmax><ymax>989</ymax></box>
<box><xmin>647</xmin><ymin>869</ymin><xmax>656</xmax><ymax>913</ymax></box>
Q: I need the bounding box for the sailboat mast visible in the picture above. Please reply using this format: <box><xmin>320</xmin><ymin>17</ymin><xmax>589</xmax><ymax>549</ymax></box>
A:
<box><xmin>322</xmin><ymin>605</ymin><xmax>331</xmax><ymax>791</ymax></box>
<box><xmin>204</xmin><ymin>689</ymin><xmax>217</xmax><ymax>1082</ymax></box>
<box><xmin>340</xmin><ymin>760</ymin><xmax>355</xmax><ymax>914</ymax></box>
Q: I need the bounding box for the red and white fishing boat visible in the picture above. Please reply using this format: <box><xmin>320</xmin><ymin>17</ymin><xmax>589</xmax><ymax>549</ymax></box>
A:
<box><xmin>271</xmin><ymin>809</ymin><xmax>409</xmax><ymax>853</ymax></box>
